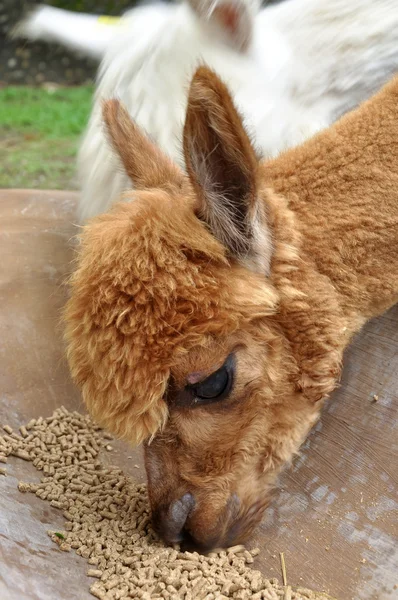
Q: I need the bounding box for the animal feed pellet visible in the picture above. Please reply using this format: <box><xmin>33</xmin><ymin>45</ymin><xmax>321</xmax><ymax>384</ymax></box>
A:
<box><xmin>0</xmin><ymin>407</ymin><xmax>334</xmax><ymax>600</ymax></box>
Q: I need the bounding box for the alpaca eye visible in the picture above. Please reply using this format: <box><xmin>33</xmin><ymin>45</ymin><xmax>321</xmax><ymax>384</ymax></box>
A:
<box><xmin>188</xmin><ymin>354</ymin><xmax>235</xmax><ymax>404</ymax></box>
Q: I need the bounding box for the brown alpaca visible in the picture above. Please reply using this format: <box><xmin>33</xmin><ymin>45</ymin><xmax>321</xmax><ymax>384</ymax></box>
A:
<box><xmin>64</xmin><ymin>68</ymin><xmax>398</xmax><ymax>551</ymax></box>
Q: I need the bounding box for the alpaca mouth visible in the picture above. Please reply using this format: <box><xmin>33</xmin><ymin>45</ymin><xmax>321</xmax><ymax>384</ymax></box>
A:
<box><xmin>151</xmin><ymin>490</ymin><xmax>265</xmax><ymax>552</ymax></box>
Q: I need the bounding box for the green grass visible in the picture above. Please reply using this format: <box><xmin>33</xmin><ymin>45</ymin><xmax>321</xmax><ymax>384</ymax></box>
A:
<box><xmin>0</xmin><ymin>85</ymin><xmax>93</xmax><ymax>190</ymax></box>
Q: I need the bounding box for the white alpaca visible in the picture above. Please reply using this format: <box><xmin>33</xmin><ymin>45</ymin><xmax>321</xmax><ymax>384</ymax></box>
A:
<box><xmin>11</xmin><ymin>5</ymin><xmax>130</xmax><ymax>60</ymax></box>
<box><xmin>14</xmin><ymin>1</ymin><xmax>398</xmax><ymax>222</ymax></box>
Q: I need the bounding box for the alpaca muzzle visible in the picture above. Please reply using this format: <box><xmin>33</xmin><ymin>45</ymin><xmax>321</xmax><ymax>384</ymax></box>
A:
<box><xmin>150</xmin><ymin>489</ymin><xmax>262</xmax><ymax>552</ymax></box>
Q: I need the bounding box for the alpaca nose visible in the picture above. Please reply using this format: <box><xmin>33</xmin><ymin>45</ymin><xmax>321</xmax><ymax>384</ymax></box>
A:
<box><xmin>154</xmin><ymin>493</ymin><xmax>196</xmax><ymax>546</ymax></box>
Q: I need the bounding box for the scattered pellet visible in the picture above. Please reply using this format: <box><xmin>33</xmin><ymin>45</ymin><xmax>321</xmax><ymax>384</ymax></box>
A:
<box><xmin>0</xmin><ymin>468</ymin><xmax>7</xmax><ymax>476</ymax></box>
<box><xmin>0</xmin><ymin>407</ymin><xmax>333</xmax><ymax>600</ymax></box>
<box><xmin>19</xmin><ymin>426</ymin><xmax>28</xmax><ymax>438</ymax></box>
<box><xmin>3</xmin><ymin>425</ymin><xmax>13</xmax><ymax>435</ymax></box>
<box><xmin>12</xmin><ymin>449</ymin><xmax>31</xmax><ymax>461</ymax></box>
<box><xmin>87</xmin><ymin>569</ymin><xmax>103</xmax><ymax>578</ymax></box>
<box><xmin>18</xmin><ymin>482</ymin><xmax>33</xmax><ymax>493</ymax></box>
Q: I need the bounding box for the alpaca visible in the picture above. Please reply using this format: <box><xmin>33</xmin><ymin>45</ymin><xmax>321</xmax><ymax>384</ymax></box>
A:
<box><xmin>64</xmin><ymin>68</ymin><xmax>398</xmax><ymax>551</ymax></box>
<box><xmin>11</xmin><ymin>5</ymin><xmax>129</xmax><ymax>60</ymax></box>
<box><xmin>10</xmin><ymin>1</ymin><xmax>263</xmax><ymax>61</ymax></box>
<box><xmin>14</xmin><ymin>1</ymin><xmax>398</xmax><ymax>223</ymax></box>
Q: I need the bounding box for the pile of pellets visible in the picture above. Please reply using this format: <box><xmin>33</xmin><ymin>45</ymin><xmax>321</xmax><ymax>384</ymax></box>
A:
<box><xmin>0</xmin><ymin>407</ymin><xmax>332</xmax><ymax>600</ymax></box>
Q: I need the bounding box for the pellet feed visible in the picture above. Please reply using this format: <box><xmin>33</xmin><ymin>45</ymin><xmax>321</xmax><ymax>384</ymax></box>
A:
<box><xmin>0</xmin><ymin>407</ymin><xmax>335</xmax><ymax>600</ymax></box>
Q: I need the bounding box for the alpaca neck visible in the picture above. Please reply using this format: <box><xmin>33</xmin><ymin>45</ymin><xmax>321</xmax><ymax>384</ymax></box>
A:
<box><xmin>264</xmin><ymin>77</ymin><xmax>398</xmax><ymax>326</ymax></box>
<box><xmin>265</xmin><ymin>191</ymin><xmax>348</xmax><ymax>405</ymax></box>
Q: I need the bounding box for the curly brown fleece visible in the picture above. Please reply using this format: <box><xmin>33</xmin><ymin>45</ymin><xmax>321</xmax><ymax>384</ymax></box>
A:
<box><xmin>64</xmin><ymin>68</ymin><xmax>398</xmax><ymax>550</ymax></box>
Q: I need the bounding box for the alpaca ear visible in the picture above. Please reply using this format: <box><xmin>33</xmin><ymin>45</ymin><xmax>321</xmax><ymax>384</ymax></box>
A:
<box><xmin>102</xmin><ymin>99</ymin><xmax>183</xmax><ymax>190</ymax></box>
<box><xmin>183</xmin><ymin>66</ymin><xmax>272</xmax><ymax>273</ymax></box>
<box><xmin>188</xmin><ymin>0</ymin><xmax>260</xmax><ymax>51</ymax></box>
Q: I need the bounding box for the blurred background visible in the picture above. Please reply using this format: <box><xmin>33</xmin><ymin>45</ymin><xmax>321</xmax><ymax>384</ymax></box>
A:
<box><xmin>0</xmin><ymin>1</ymin><xmax>132</xmax><ymax>190</ymax></box>
<box><xmin>0</xmin><ymin>1</ymin><xmax>281</xmax><ymax>191</ymax></box>
<box><xmin>1</xmin><ymin>1</ymin><xmax>135</xmax><ymax>86</ymax></box>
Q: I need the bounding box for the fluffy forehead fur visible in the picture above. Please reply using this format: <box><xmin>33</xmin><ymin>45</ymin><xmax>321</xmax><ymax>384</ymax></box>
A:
<box><xmin>65</xmin><ymin>188</ymin><xmax>278</xmax><ymax>443</ymax></box>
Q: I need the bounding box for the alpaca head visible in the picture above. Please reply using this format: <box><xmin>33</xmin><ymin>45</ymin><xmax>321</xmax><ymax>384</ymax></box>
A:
<box><xmin>65</xmin><ymin>67</ymin><xmax>332</xmax><ymax>550</ymax></box>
